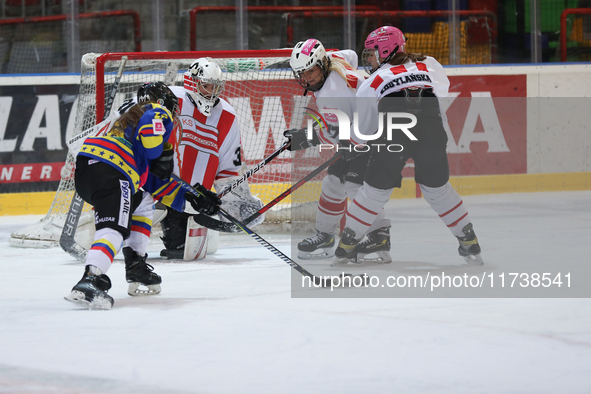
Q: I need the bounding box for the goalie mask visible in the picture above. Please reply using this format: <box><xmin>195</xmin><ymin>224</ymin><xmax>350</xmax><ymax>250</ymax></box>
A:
<box><xmin>137</xmin><ymin>81</ymin><xmax>179</xmax><ymax>117</ymax></box>
<box><xmin>362</xmin><ymin>26</ymin><xmax>406</xmax><ymax>72</ymax></box>
<box><xmin>290</xmin><ymin>39</ymin><xmax>331</xmax><ymax>92</ymax></box>
<box><xmin>184</xmin><ymin>58</ymin><xmax>225</xmax><ymax>116</ymax></box>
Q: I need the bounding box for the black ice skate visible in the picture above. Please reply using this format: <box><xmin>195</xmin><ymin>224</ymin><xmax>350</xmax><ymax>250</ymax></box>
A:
<box><xmin>64</xmin><ymin>265</ymin><xmax>114</xmax><ymax>310</ymax></box>
<box><xmin>357</xmin><ymin>227</ymin><xmax>392</xmax><ymax>264</ymax></box>
<box><xmin>123</xmin><ymin>247</ymin><xmax>162</xmax><ymax>296</ymax></box>
<box><xmin>457</xmin><ymin>223</ymin><xmax>483</xmax><ymax>265</ymax></box>
<box><xmin>297</xmin><ymin>231</ymin><xmax>335</xmax><ymax>259</ymax></box>
<box><xmin>332</xmin><ymin>228</ymin><xmax>360</xmax><ymax>266</ymax></box>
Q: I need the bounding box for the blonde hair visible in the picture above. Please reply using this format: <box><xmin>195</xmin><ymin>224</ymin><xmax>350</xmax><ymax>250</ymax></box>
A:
<box><xmin>109</xmin><ymin>102</ymin><xmax>153</xmax><ymax>138</ymax></box>
<box><xmin>387</xmin><ymin>52</ymin><xmax>427</xmax><ymax>66</ymax></box>
<box><xmin>328</xmin><ymin>55</ymin><xmax>366</xmax><ymax>92</ymax></box>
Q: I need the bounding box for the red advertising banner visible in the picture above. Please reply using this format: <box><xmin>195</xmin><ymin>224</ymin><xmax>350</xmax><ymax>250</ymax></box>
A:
<box><xmin>0</xmin><ymin>74</ymin><xmax>527</xmax><ymax>193</ymax></box>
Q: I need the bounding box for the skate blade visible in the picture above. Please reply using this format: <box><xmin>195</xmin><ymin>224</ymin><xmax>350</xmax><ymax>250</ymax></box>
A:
<box><xmin>357</xmin><ymin>250</ymin><xmax>392</xmax><ymax>264</ymax></box>
<box><xmin>128</xmin><ymin>282</ymin><xmax>162</xmax><ymax>296</ymax></box>
<box><xmin>463</xmin><ymin>254</ymin><xmax>484</xmax><ymax>266</ymax></box>
<box><xmin>298</xmin><ymin>249</ymin><xmax>334</xmax><ymax>260</ymax></box>
<box><xmin>64</xmin><ymin>291</ymin><xmax>112</xmax><ymax>310</ymax></box>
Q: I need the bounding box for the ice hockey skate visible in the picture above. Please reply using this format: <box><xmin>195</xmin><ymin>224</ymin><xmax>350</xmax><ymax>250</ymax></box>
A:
<box><xmin>457</xmin><ymin>223</ymin><xmax>483</xmax><ymax>265</ymax></box>
<box><xmin>64</xmin><ymin>265</ymin><xmax>114</xmax><ymax>310</ymax></box>
<box><xmin>298</xmin><ymin>231</ymin><xmax>335</xmax><ymax>259</ymax></box>
<box><xmin>123</xmin><ymin>247</ymin><xmax>162</xmax><ymax>296</ymax></box>
<box><xmin>332</xmin><ymin>228</ymin><xmax>359</xmax><ymax>266</ymax></box>
<box><xmin>356</xmin><ymin>227</ymin><xmax>392</xmax><ymax>264</ymax></box>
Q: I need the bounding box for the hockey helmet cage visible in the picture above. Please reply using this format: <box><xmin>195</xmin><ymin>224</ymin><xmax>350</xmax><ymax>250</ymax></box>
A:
<box><xmin>362</xmin><ymin>26</ymin><xmax>406</xmax><ymax>71</ymax></box>
<box><xmin>290</xmin><ymin>38</ymin><xmax>331</xmax><ymax>92</ymax></box>
<box><xmin>184</xmin><ymin>57</ymin><xmax>225</xmax><ymax>116</ymax></box>
<box><xmin>137</xmin><ymin>81</ymin><xmax>179</xmax><ymax>117</ymax></box>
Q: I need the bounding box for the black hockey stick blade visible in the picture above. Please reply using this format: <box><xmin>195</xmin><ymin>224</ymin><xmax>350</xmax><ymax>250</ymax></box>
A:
<box><xmin>192</xmin><ymin>152</ymin><xmax>343</xmax><ymax>232</ymax></box>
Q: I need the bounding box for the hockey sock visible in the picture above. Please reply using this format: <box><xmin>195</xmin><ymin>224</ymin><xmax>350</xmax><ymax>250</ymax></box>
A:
<box><xmin>86</xmin><ymin>228</ymin><xmax>124</xmax><ymax>274</ymax></box>
<box><xmin>345</xmin><ymin>183</ymin><xmax>392</xmax><ymax>239</ymax></box>
<box><xmin>420</xmin><ymin>182</ymin><xmax>471</xmax><ymax>238</ymax></box>
<box><xmin>315</xmin><ymin>174</ymin><xmax>347</xmax><ymax>234</ymax></box>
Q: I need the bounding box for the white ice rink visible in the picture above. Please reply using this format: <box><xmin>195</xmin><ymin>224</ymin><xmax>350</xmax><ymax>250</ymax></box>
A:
<box><xmin>1</xmin><ymin>191</ymin><xmax>590</xmax><ymax>393</ymax></box>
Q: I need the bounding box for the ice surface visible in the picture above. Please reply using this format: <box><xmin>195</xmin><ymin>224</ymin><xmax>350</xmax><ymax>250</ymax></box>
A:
<box><xmin>1</xmin><ymin>191</ymin><xmax>590</xmax><ymax>393</ymax></box>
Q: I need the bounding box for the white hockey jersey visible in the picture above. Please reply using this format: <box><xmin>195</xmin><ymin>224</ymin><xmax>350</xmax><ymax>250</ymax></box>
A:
<box><xmin>313</xmin><ymin>50</ymin><xmax>366</xmax><ymax>145</ymax></box>
<box><xmin>354</xmin><ymin>56</ymin><xmax>449</xmax><ymax>145</ymax></box>
<box><xmin>169</xmin><ymin>86</ymin><xmax>241</xmax><ymax>190</ymax></box>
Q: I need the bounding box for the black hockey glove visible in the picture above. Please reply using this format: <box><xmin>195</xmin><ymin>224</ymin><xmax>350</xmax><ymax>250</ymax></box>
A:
<box><xmin>185</xmin><ymin>183</ymin><xmax>222</xmax><ymax>216</ymax></box>
<box><xmin>150</xmin><ymin>143</ymin><xmax>175</xmax><ymax>180</ymax></box>
<box><xmin>284</xmin><ymin>128</ymin><xmax>320</xmax><ymax>151</ymax></box>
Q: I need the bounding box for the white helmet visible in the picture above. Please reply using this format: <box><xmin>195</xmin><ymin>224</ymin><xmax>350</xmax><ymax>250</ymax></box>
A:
<box><xmin>289</xmin><ymin>38</ymin><xmax>331</xmax><ymax>92</ymax></box>
<box><xmin>184</xmin><ymin>58</ymin><xmax>225</xmax><ymax>116</ymax></box>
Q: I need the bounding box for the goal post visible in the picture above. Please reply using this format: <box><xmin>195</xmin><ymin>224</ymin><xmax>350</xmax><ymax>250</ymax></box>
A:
<box><xmin>9</xmin><ymin>50</ymin><xmax>329</xmax><ymax>248</ymax></box>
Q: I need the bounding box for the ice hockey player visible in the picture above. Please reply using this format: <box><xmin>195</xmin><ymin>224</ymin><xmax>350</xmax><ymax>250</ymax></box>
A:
<box><xmin>286</xmin><ymin>38</ymin><xmax>391</xmax><ymax>263</ymax></box>
<box><xmin>65</xmin><ymin>82</ymin><xmax>221</xmax><ymax>310</ymax></box>
<box><xmin>334</xmin><ymin>26</ymin><xmax>483</xmax><ymax>265</ymax></box>
<box><xmin>159</xmin><ymin>58</ymin><xmax>264</xmax><ymax>260</ymax></box>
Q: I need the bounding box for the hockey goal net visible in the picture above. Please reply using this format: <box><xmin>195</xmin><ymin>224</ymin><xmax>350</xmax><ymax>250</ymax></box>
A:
<box><xmin>10</xmin><ymin>50</ymin><xmax>330</xmax><ymax>248</ymax></box>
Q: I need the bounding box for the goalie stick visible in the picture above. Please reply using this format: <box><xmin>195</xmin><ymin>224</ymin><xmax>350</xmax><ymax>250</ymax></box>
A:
<box><xmin>192</xmin><ymin>152</ymin><xmax>344</xmax><ymax>233</ymax></box>
<box><xmin>172</xmin><ymin>174</ymin><xmax>355</xmax><ymax>288</ymax></box>
<box><xmin>60</xmin><ymin>56</ymin><xmax>128</xmax><ymax>261</ymax></box>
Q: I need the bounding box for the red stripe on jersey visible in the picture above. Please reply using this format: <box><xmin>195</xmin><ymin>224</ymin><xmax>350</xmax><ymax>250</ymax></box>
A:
<box><xmin>370</xmin><ymin>75</ymin><xmax>384</xmax><ymax>90</ymax></box>
<box><xmin>416</xmin><ymin>62</ymin><xmax>428</xmax><ymax>72</ymax></box>
<box><xmin>216</xmin><ymin>110</ymin><xmax>236</xmax><ymax>146</ymax></box>
<box><xmin>447</xmin><ymin>212</ymin><xmax>468</xmax><ymax>228</ymax></box>
<box><xmin>390</xmin><ymin>65</ymin><xmax>408</xmax><ymax>75</ymax></box>
<box><xmin>346</xmin><ymin>74</ymin><xmax>359</xmax><ymax>89</ymax></box>
<box><xmin>180</xmin><ymin>147</ymin><xmax>198</xmax><ymax>181</ymax></box>
<box><xmin>202</xmin><ymin>164</ymin><xmax>217</xmax><ymax>190</ymax></box>
<box><xmin>352</xmin><ymin>199</ymin><xmax>378</xmax><ymax>215</ymax></box>
<box><xmin>439</xmin><ymin>201</ymin><xmax>463</xmax><ymax>218</ymax></box>
<box><xmin>192</xmin><ymin>102</ymin><xmax>208</xmax><ymax>125</ymax></box>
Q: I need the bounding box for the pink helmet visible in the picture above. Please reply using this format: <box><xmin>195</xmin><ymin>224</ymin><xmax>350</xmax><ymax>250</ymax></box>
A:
<box><xmin>364</xmin><ymin>26</ymin><xmax>406</xmax><ymax>58</ymax></box>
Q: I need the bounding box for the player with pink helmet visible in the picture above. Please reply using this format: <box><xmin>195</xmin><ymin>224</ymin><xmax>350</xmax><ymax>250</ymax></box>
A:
<box><xmin>362</xmin><ymin>26</ymin><xmax>407</xmax><ymax>73</ymax></box>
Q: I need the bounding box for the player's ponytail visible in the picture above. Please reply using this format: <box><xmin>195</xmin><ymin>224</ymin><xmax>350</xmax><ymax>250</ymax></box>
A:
<box><xmin>388</xmin><ymin>52</ymin><xmax>427</xmax><ymax>66</ymax></box>
<box><xmin>328</xmin><ymin>55</ymin><xmax>366</xmax><ymax>91</ymax></box>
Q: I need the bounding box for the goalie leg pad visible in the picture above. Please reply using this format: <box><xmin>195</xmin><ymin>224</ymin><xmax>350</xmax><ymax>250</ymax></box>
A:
<box><xmin>183</xmin><ymin>216</ymin><xmax>208</xmax><ymax>260</ymax></box>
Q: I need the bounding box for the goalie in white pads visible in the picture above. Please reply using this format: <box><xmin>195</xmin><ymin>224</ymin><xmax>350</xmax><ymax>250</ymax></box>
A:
<box><xmin>65</xmin><ymin>84</ymin><xmax>221</xmax><ymax>310</ymax></box>
<box><xmin>286</xmin><ymin>38</ymin><xmax>391</xmax><ymax>263</ymax></box>
<box><xmin>335</xmin><ymin>26</ymin><xmax>483</xmax><ymax>266</ymax></box>
<box><xmin>159</xmin><ymin>57</ymin><xmax>263</xmax><ymax>260</ymax></box>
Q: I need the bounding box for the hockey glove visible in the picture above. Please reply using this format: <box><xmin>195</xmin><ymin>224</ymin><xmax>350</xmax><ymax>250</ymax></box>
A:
<box><xmin>150</xmin><ymin>143</ymin><xmax>175</xmax><ymax>180</ymax></box>
<box><xmin>185</xmin><ymin>183</ymin><xmax>222</xmax><ymax>216</ymax></box>
<box><xmin>284</xmin><ymin>128</ymin><xmax>320</xmax><ymax>151</ymax></box>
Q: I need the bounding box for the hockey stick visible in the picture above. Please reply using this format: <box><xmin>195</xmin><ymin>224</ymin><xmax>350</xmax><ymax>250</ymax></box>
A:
<box><xmin>60</xmin><ymin>56</ymin><xmax>128</xmax><ymax>260</ymax></box>
<box><xmin>193</xmin><ymin>152</ymin><xmax>343</xmax><ymax>233</ymax></box>
<box><xmin>173</xmin><ymin>174</ymin><xmax>353</xmax><ymax>287</ymax></box>
<box><xmin>217</xmin><ymin>140</ymin><xmax>291</xmax><ymax>199</ymax></box>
